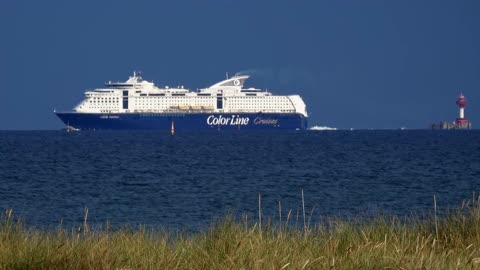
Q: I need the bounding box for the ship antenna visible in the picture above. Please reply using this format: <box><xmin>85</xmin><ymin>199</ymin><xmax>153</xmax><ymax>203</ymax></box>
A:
<box><xmin>226</xmin><ymin>72</ymin><xmax>229</xmax><ymax>79</ymax></box>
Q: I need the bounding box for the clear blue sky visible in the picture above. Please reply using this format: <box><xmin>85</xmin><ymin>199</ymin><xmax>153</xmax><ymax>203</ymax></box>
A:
<box><xmin>1</xmin><ymin>0</ymin><xmax>479</xmax><ymax>129</ymax></box>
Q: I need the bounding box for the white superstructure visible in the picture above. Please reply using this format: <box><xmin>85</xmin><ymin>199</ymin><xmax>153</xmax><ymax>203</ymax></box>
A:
<box><xmin>73</xmin><ymin>72</ymin><xmax>308</xmax><ymax>117</ymax></box>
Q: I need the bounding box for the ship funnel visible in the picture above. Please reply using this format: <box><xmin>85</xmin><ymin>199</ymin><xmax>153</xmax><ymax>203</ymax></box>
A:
<box><xmin>209</xmin><ymin>75</ymin><xmax>250</xmax><ymax>88</ymax></box>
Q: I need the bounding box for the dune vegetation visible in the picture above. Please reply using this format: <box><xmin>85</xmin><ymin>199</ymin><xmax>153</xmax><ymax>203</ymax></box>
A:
<box><xmin>2</xmin><ymin>195</ymin><xmax>480</xmax><ymax>269</ymax></box>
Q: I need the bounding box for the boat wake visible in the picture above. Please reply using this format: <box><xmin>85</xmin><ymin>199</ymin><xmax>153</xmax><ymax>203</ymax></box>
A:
<box><xmin>309</xmin><ymin>125</ymin><xmax>337</xmax><ymax>131</ymax></box>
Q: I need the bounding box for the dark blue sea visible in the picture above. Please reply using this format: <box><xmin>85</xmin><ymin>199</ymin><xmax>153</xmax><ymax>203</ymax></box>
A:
<box><xmin>1</xmin><ymin>130</ymin><xmax>479</xmax><ymax>230</ymax></box>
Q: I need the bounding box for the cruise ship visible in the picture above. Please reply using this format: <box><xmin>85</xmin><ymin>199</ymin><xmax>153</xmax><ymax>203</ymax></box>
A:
<box><xmin>55</xmin><ymin>72</ymin><xmax>308</xmax><ymax>130</ymax></box>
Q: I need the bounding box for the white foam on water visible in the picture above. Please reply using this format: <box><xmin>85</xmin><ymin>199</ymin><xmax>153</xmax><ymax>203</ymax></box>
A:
<box><xmin>308</xmin><ymin>125</ymin><xmax>337</xmax><ymax>131</ymax></box>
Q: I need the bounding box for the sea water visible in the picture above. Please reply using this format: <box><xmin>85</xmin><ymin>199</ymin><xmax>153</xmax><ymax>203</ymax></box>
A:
<box><xmin>0</xmin><ymin>130</ymin><xmax>479</xmax><ymax>230</ymax></box>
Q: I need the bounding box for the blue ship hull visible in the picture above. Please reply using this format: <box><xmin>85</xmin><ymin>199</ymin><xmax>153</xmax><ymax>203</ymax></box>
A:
<box><xmin>55</xmin><ymin>112</ymin><xmax>308</xmax><ymax>130</ymax></box>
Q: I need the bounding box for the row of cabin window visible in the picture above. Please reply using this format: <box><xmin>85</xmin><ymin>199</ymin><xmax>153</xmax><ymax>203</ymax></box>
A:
<box><xmin>130</xmin><ymin>103</ymin><xmax>291</xmax><ymax>109</ymax></box>
<box><xmin>89</xmin><ymin>96</ymin><xmax>284</xmax><ymax>102</ymax></box>
<box><xmin>89</xmin><ymin>95</ymin><xmax>285</xmax><ymax>99</ymax></box>
<box><xmin>228</xmin><ymin>100</ymin><xmax>291</xmax><ymax>104</ymax></box>
<box><xmin>134</xmin><ymin>97</ymin><xmax>213</xmax><ymax>101</ymax></box>
<box><xmin>132</xmin><ymin>96</ymin><xmax>288</xmax><ymax>100</ymax></box>
<box><xmin>134</xmin><ymin>99</ymin><xmax>214</xmax><ymax>102</ymax></box>
<box><xmin>229</xmin><ymin>104</ymin><xmax>292</xmax><ymax>109</ymax></box>
<box><xmin>227</xmin><ymin>101</ymin><xmax>291</xmax><ymax>107</ymax></box>
<box><xmin>134</xmin><ymin>104</ymin><xmax>214</xmax><ymax>106</ymax></box>
<box><xmin>89</xmin><ymin>99</ymin><xmax>119</xmax><ymax>103</ymax></box>
<box><xmin>223</xmin><ymin>96</ymin><xmax>285</xmax><ymax>98</ymax></box>
<box><xmin>133</xmin><ymin>99</ymin><xmax>285</xmax><ymax>103</ymax></box>
<box><xmin>134</xmin><ymin>101</ymin><xmax>214</xmax><ymax>104</ymax></box>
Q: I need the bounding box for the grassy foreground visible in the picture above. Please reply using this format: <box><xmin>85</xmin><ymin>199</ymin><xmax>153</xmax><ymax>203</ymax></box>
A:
<box><xmin>2</xmin><ymin>199</ymin><xmax>480</xmax><ymax>269</ymax></box>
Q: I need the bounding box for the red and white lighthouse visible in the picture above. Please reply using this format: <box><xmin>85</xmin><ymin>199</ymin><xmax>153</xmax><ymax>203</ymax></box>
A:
<box><xmin>455</xmin><ymin>93</ymin><xmax>469</xmax><ymax>128</ymax></box>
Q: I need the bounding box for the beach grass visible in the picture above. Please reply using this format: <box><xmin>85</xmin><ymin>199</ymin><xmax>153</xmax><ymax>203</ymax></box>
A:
<box><xmin>2</xmin><ymin>197</ymin><xmax>480</xmax><ymax>269</ymax></box>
